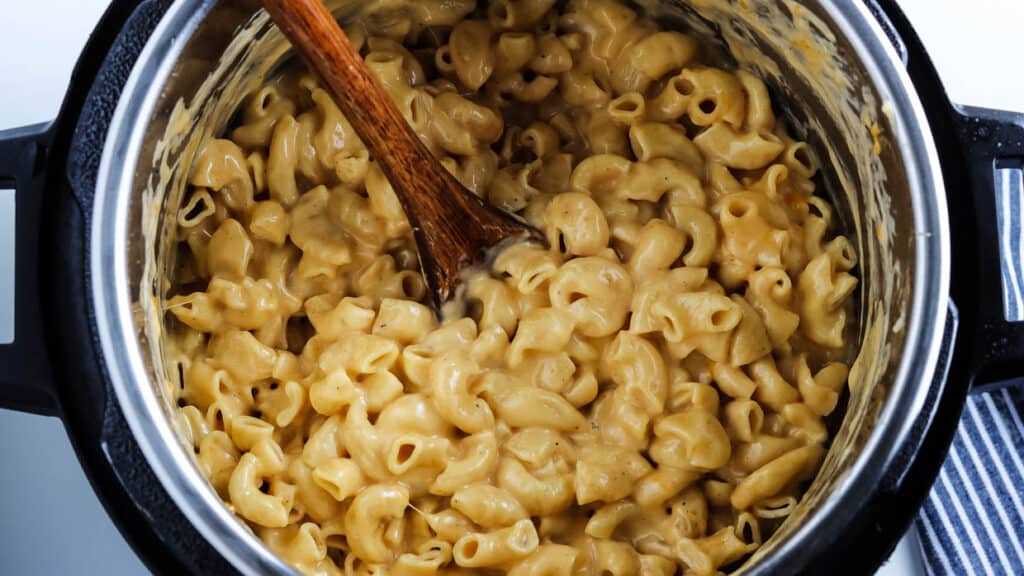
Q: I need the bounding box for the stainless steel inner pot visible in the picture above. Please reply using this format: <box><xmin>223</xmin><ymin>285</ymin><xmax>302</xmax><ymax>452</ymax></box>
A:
<box><xmin>89</xmin><ymin>0</ymin><xmax>950</xmax><ymax>573</ymax></box>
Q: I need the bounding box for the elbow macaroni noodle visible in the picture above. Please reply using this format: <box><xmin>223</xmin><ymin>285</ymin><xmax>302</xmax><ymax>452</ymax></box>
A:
<box><xmin>166</xmin><ymin>0</ymin><xmax>859</xmax><ymax>573</ymax></box>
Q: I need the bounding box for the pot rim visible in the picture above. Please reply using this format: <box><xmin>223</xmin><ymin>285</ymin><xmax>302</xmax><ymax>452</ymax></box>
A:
<box><xmin>89</xmin><ymin>1</ymin><xmax>950</xmax><ymax>574</ymax></box>
<box><xmin>738</xmin><ymin>0</ymin><xmax>951</xmax><ymax>571</ymax></box>
<box><xmin>91</xmin><ymin>0</ymin><xmax>298</xmax><ymax>573</ymax></box>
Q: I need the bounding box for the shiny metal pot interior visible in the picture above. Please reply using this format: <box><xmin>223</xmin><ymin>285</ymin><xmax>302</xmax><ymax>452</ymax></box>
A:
<box><xmin>90</xmin><ymin>0</ymin><xmax>950</xmax><ymax>573</ymax></box>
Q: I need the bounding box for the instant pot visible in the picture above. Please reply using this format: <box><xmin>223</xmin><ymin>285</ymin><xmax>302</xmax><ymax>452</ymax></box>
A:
<box><xmin>1</xmin><ymin>0</ymin><xmax>1021</xmax><ymax>574</ymax></box>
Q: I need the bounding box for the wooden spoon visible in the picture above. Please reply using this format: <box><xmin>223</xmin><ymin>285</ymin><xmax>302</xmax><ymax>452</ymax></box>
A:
<box><xmin>262</xmin><ymin>0</ymin><xmax>545</xmax><ymax>310</ymax></box>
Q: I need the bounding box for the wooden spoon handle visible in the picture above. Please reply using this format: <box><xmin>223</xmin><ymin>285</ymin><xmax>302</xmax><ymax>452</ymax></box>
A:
<box><xmin>261</xmin><ymin>0</ymin><xmax>447</xmax><ymax>210</ymax></box>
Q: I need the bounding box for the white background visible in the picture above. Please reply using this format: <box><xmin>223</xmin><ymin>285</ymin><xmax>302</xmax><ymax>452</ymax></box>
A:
<box><xmin>0</xmin><ymin>0</ymin><xmax>1021</xmax><ymax>574</ymax></box>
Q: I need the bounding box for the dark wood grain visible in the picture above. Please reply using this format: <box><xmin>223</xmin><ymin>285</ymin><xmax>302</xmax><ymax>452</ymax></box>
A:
<box><xmin>261</xmin><ymin>0</ymin><xmax>544</xmax><ymax>310</ymax></box>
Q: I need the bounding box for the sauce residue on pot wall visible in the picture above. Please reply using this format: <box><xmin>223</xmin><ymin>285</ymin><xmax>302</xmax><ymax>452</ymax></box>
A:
<box><xmin>634</xmin><ymin>0</ymin><xmax>910</xmax><ymax>569</ymax></box>
<box><xmin>140</xmin><ymin>6</ymin><xmax>295</xmax><ymax>431</ymax></box>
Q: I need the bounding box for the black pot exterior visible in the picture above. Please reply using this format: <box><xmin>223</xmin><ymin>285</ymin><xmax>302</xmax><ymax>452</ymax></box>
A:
<box><xmin>40</xmin><ymin>0</ymin><xmax>236</xmax><ymax>573</ymax></box>
<box><xmin>1</xmin><ymin>0</ymin><xmax>1010</xmax><ymax>574</ymax></box>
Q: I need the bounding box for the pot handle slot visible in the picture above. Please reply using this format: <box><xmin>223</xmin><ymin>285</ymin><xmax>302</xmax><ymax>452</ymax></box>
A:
<box><xmin>0</xmin><ymin>122</ymin><xmax>59</xmax><ymax>416</ymax></box>
<box><xmin>955</xmin><ymin>106</ymin><xmax>1024</xmax><ymax>392</ymax></box>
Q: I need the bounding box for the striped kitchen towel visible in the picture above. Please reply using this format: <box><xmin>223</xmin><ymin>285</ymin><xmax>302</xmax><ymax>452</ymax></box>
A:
<box><xmin>915</xmin><ymin>165</ymin><xmax>1024</xmax><ymax>575</ymax></box>
<box><xmin>916</xmin><ymin>388</ymin><xmax>1024</xmax><ymax>575</ymax></box>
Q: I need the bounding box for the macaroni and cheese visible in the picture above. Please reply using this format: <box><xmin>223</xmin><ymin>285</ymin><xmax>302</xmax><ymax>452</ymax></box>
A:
<box><xmin>166</xmin><ymin>0</ymin><xmax>859</xmax><ymax>573</ymax></box>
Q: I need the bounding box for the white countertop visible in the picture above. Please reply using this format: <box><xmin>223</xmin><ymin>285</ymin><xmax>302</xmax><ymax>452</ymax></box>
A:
<box><xmin>0</xmin><ymin>1</ymin><xmax>1020</xmax><ymax>574</ymax></box>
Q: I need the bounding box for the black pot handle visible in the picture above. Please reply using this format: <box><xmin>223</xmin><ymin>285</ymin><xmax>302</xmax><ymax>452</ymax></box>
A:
<box><xmin>954</xmin><ymin>106</ymin><xmax>1024</xmax><ymax>393</ymax></box>
<box><xmin>0</xmin><ymin>122</ymin><xmax>58</xmax><ymax>416</ymax></box>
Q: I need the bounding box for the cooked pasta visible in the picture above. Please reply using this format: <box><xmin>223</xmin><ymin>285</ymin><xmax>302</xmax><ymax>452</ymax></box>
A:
<box><xmin>165</xmin><ymin>0</ymin><xmax>859</xmax><ymax>574</ymax></box>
